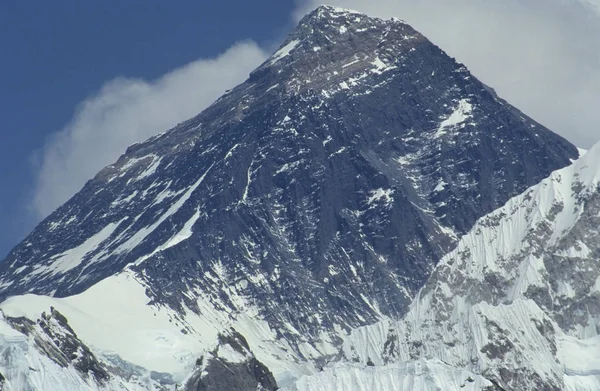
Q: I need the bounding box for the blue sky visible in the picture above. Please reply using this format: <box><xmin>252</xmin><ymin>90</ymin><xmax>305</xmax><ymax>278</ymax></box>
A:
<box><xmin>1</xmin><ymin>0</ymin><xmax>599</xmax><ymax>258</ymax></box>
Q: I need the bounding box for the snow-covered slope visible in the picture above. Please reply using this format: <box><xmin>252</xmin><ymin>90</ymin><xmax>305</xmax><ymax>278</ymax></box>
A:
<box><xmin>338</xmin><ymin>141</ymin><xmax>600</xmax><ymax>390</ymax></box>
<box><xmin>0</xmin><ymin>269</ymin><xmax>317</xmax><ymax>389</ymax></box>
<box><xmin>283</xmin><ymin>361</ymin><xmax>493</xmax><ymax>391</ymax></box>
<box><xmin>0</xmin><ymin>301</ymin><xmax>164</xmax><ymax>391</ymax></box>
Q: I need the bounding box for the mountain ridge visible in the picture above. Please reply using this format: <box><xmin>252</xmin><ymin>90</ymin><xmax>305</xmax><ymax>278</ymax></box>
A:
<box><xmin>339</xmin><ymin>140</ymin><xmax>600</xmax><ymax>390</ymax></box>
<box><xmin>0</xmin><ymin>6</ymin><xmax>576</xmax><ymax>303</ymax></box>
<box><xmin>0</xmin><ymin>5</ymin><xmax>584</xmax><ymax>390</ymax></box>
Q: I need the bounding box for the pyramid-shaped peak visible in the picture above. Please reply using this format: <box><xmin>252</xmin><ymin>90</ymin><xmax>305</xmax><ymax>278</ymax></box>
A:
<box><xmin>310</xmin><ymin>5</ymin><xmax>364</xmax><ymax>18</ymax></box>
<box><xmin>0</xmin><ymin>3</ymin><xmax>581</xmax><ymax>389</ymax></box>
<box><xmin>258</xmin><ymin>5</ymin><xmax>420</xmax><ymax>73</ymax></box>
<box><xmin>298</xmin><ymin>4</ymin><xmax>404</xmax><ymax>30</ymax></box>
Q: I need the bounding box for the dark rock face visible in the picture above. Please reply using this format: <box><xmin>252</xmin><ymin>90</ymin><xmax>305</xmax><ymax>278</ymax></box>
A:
<box><xmin>0</xmin><ymin>5</ymin><xmax>577</xmax><ymax>354</ymax></box>
<box><xmin>184</xmin><ymin>330</ymin><xmax>278</xmax><ymax>391</ymax></box>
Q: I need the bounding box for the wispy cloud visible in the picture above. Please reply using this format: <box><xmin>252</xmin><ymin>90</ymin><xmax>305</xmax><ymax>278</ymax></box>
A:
<box><xmin>296</xmin><ymin>0</ymin><xmax>600</xmax><ymax>149</ymax></box>
<box><xmin>32</xmin><ymin>42</ymin><xmax>267</xmax><ymax>219</ymax></box>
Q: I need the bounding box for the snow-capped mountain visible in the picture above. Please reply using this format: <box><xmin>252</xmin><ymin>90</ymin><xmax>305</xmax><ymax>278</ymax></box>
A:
<box><xmin>0</xmin><ymin>5</ymin><xmax>582</xmax><ymax>390</ymax></box>
<box><xmin>337</xmin><ymin>142</ymin><xmax>600</xmax><ymax>390</ymax></box>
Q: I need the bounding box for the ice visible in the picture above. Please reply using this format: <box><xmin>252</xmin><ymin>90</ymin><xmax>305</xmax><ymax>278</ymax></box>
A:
<box><xmin>119</xmin><ymin>155</ymin><xmax>147</xmax><ymax>172</ymax></box>
<box><xmin>114</xmin><ymin>162</ymin><xmax>215</xmax><ymax>256</ymax></box>
<box><xmin>556</xmin><ymin>281</ymin><xmax>576</xmax><ymax>298</ymax></box>
<box><xmin>131</xmin><ymin>207</ymin><xmax>202</xmax><ymax>267</ymax></box>
<box><xmin>151</xmin><ymin>182</ymin><xmax>182</xmax><ymax>206</ymax></box>
<box><xmin>266</xmin><ymin>84</ymin><xmax>279</xmax><ymax>93</ymax></box>
<box><xmin>593</xmin><ymin>276</ymin><xmax>600</xmax><ymax>293</ymax></box>
<box><xmin>161</xmin><ymin>208</ymin><xmax>201</xmax><ymax>249</ymax></box>
<box><xmin>433</xmin><ymin>99</ymin><xmax>473</xmax><ymax>138</ymax></box>
<box><xmin>283</xmin><ymin>361</ymin><xmax>491</xmax><ymax>391</ymax></box>
<box><xmin>342</xmin><ymin>58</ymin><xmax>361</xmax><ymax>68</ymax></box>
<box><xmin>240</xmin><ymin>161</ymin><xmax>253</xmax><ymax>204</ymax></box>
<box><xmin>216</xmin><ymin>343</ymin><xmax>247</xmax><ymax>363</ymax></box>
<box><xmin>30</xmin><ymin>218</ymin><xmax>126</xmax><ymax>276</ymax></box>
<box><xmin>433</xmin><ymin>180</ymin><xmax>446</xmax><ymax>192</ymax></box>
<box><xmin>370</xmin><ymin>57</ymin><xmax>395</xmax><ymax>74</ymax></box>
<box><xmin>367</xmin><ymin>188</ymin><xmax>394</xmax><ymax>206</ymax></box>
<box><xmin>269</xmin><ymin>39</ymin><xmax>301</xmax><ymax>65</ymax></box>
<box><xmin>137</xmin><ymin>155</ymin><xmax>162</xmax><ymax>180</ymax></box>
<box><xmin>111</xmin><ymin>190</ymin><xmax>140</xmax><ymax>209</ymax></box>
<box><xmin>224</xmin><ymin>142</ymin><xmax>241</xmax><ymax>160</ymax></box>
<box><xmin>559</xmin><ymin>335</ymin><xmax>600</xmax><ymax>390</ymax></box>
<box><xmin>329</xmin><ymin>146</ymin><xmax>347</xmax><ymax>157</ymax></box>
<box><xmin>275</xmin><ymin>160</ymin><xmax>303</xmax><ymax>175</ymax></box>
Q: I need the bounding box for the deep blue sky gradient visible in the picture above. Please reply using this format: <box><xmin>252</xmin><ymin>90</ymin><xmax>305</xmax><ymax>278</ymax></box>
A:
<box><xmin>0</xmin><ymin>1</ymin><xmax>297</xmax><ymax>257</ymax></box>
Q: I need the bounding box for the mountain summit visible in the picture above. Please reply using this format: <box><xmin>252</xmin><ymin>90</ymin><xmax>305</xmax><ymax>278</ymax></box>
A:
<box><xmin>0</xmin><ymin>5</ymin><xmax>580</xmax><ymax>390</ymax></box>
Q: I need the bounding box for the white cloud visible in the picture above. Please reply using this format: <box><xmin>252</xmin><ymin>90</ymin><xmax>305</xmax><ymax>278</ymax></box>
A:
<box><xmin>296</xmin><ymin>0</ymin><xmax>600</xmax><ymax>149</ymax></box>
<box><xmin>32</xmin><ymin>41</ymin><xmax>267</xmax><ymax>219</ymax></box>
